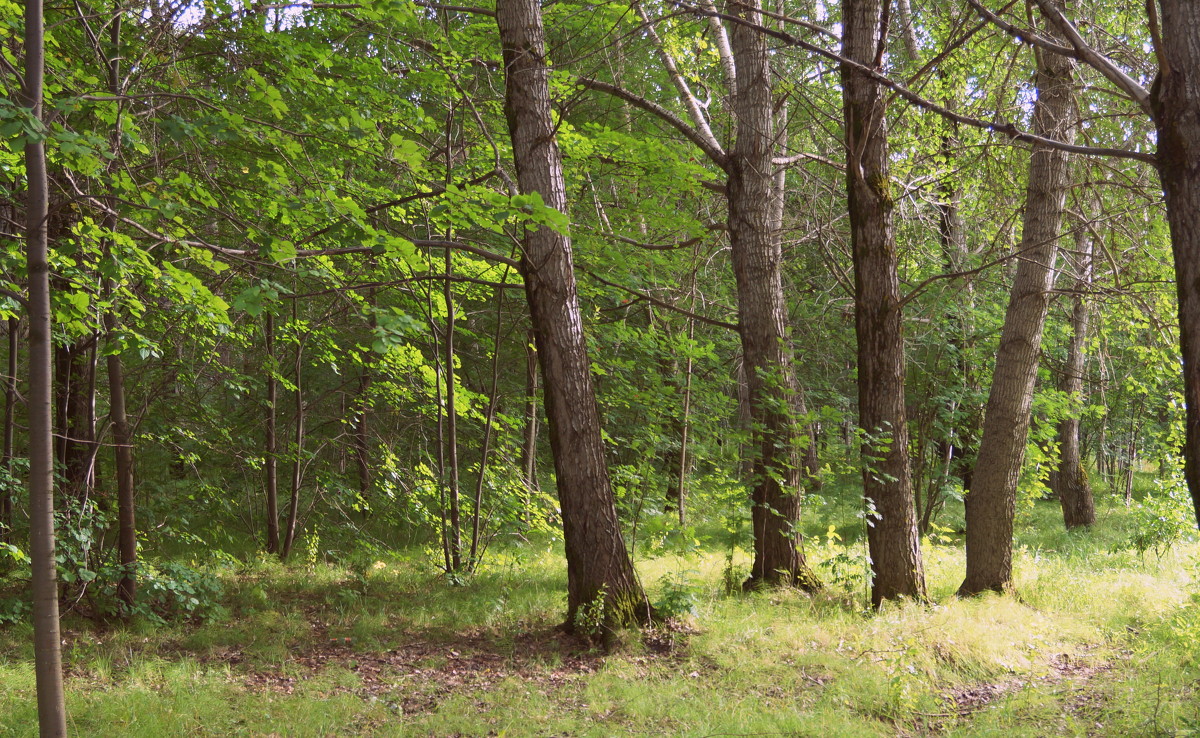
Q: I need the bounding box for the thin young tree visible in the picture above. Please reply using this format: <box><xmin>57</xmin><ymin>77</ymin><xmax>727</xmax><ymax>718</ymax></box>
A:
<box><xmin>22</xmin><ymin>0</ymin><xmax>68</xmax><ymax>729</ymax></box>
<box><xmin>1050</xmin><ymin>214</ymin><xmax>1096</xmax><ymax>528</ymax></box>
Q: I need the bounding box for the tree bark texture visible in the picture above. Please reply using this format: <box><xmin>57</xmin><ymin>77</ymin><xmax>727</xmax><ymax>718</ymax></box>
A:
<box><xmin>729</xmin><ymin>0</ymin><xmax>820</xmax><ymax>590</ymax></box>
<box><xmin>842</xmin><ymin>0</ymin><xmax>926</xmax><ymax>605</ymax></box>
<box><xmin>495</xmin><ymin>0</ymin><xmax>652</xmax><ymax>629</ymax></box>
<box><xmin>281</xmin><ymin>307</ymin><xmax>304</xmax><ymax>560</ymax></box>
<box><xmin>960</xmin><ymin>44</ymin><xmax>1077</xmax><ymax>596</ymax></box>
<box><xmin>1050</xmin><ymin>225</ymin><xmax>1095</xmax><ymax>528</ymax></box>
<box><xmin>1152</xmin><ymin>1</ymin><xmax>1200</xmax><ymax>529</ymax></box>
<box><xmin>23</xmin><ymin>0</ymin><xmax>68</xmax><ymax>728</ymax></box>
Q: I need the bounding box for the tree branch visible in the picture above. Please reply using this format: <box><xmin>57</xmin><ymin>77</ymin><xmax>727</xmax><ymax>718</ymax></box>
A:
<box><xmin>962</xmin><ymin>0</ymin><xmax>1076</xmax><ymax>58</ymax></box>
<box><xmin>773</xmin><ymin>151</ymin><xmax>843</xmax><ymax>169</ymax></box>
<box><xmin>576</xmin><ymin>76</ymin><xmax>728</xmax><ymax>167</ymax></box>
<box><xmin>580</xmin><ymin>269</ymin><xmax>738</xmax><ymax>331</ymax></box>
<box><xmin>633</xmin><ymin>0</ymin><xmax>723</xmax><ymax>156</ymax></box>
<box><xmin>1029</xmin><ymin>0</ymin><xmax>1152</xmax><ymax>116</ymax></box>
<box><xmin>672</xmin><ymin>1</ymin><xmax>1157</xmax><ymax>165</ymax></box>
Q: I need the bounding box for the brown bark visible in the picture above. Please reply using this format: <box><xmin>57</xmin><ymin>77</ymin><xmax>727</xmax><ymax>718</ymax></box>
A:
<box><xmin>842</xmin><ymin>0</ymin><xmax>926</xmax><ymax>605</ymax></box>
<box><xmin>1050</xmin><ymin>224</ymin><xmax>1095</xmax><ymax>528</ymax></box>
<box><xmin>23</xmin><ymin>0</ymin><xmax>68</xmax><ymax>727</ymax></box>
<box><xmin>1152</xmin><ymin>1</ymin><xmax>1200</xmax><ymax>529</ymax></box>
<box><xmin>495</xmin><ymin>0</ymin><xmax>652</xmax><ymax>629</ymax></box>
<box><xmin>729</xmin><ymin>0</ymin><xmax>820</xmax><ymax>591</ymax></box>
<box><xmin>960</xmin><ymin>42</ymin><xmax>1077</xmax><ymax>596</ymax></box>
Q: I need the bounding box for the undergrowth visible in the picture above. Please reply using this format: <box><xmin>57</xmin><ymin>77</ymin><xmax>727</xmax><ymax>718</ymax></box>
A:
<box><xmin>0</xmin><ymin>495</ymin><xmax>1198</xmax><ymax>736</ymax></box>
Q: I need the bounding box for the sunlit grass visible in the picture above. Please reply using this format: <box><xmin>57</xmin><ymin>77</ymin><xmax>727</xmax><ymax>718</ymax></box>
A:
<box><xmin>2</xmin><ymin>494</ymin><xmax>1200</xmax><ymax>736</ymax></box>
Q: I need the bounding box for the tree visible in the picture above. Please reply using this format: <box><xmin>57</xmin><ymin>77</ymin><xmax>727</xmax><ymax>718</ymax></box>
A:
<box><xmin>728</xmin><ymin>0</ymin><xmax>821</xmax><ymax>590</ymax></box>
<box><xmin>21</xmin><ymin>0</ymin><xmax>68</xmax><ymax>730</ymax></box>
<box><xmin>1151</xmin><ymin>1</ymin><xmax>1200</xmax><ymax>527</ymax></box>
<box><xmin>960</xmin><ymin>38</ymin><xmax>1077</xmax><ymax>596</ymax></box>
<box><xmin>1050</xmin><ymin>215</ymin><xmax>1096</xmax><ymax>528</ymax></box>
<box><xmin>494</xmin><ymin>0</ymin><xmax>653</xmax><ymax>630</ymax></box>
<box><xmin>841</xmin><ymin>0</ymin><xmax>926</xmax><ymax>604</ymax></box>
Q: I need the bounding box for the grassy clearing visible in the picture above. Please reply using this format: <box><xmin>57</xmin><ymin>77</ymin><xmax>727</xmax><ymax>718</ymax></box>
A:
<box><xmin>3</xmin><ymin>496</ymin><xmax>1200</xmax><ymax>736</ymax></box>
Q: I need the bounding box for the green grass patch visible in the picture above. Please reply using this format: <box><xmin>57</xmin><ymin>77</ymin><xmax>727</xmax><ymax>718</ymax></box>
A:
<box><xmin>2</xmin><ymin>497</ymin><xmax>1200</xmax><ymax>735</ymax></box>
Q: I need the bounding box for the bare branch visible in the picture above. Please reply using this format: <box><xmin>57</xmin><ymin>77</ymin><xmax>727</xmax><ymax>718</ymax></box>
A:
<box><xmin>773</xmin><ymin>151</ymin><xmax>843</xmax><ymax>169</ymax></box>
<box><xmin>1030</xmin><ymin>0</ymin><xmax>1152</xmax><ymax>116</ymax></box>
<box><xmin>581</xmin><ymin>269</ymin><xmax>739</xmax><ymax>331</ymax></box>
<box><xmin>962</xmin><ymin>0</ymin><xmax>1076</xmax><ymax>57</ymax></box>
<box><xmin>633</xmin><ymin>0</ymin><xmax>723</xmax><ymax>155</ymax></box>
<box><xmin>672</xmin><ymin>1</ymin><xmax>1157</xmax><ymax>165</ymax></box>
<box><xmin>576</xmin><ymin>76</ymin><xmax>728</xmax><ymax>167</ymax></box>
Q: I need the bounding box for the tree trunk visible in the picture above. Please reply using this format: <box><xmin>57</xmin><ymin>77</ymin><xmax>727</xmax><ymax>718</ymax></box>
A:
<box><xmin>960</xmin><ymin>43</ymin><xmax>1077</xmax><ymax>596</ymax></box>
<box><xmin>1051</xmin><ymin>223</ymin><xmax>1095</xmax><ymax>528</ymax></box>
<box><xmin>104</xmin><ymin>298</ymin><xmax>137</xmax><ymax>606</ymax></box>
<box><xmin>1152</xmin><ymin>1</ymin><xmax>1200</xmax><ymax>528</ymax></box>
<box><xmin>355</xmin><ymin>367</ymin><xmax>371</xmax><ymax>497</ymax></box>
<box><xmin>729</xmin><ymin>0</ymin><xmax>820</xmax><ymax>591</ymax></box>
<box><xmin>520</xmin><ymin>328</ymin><xmax>539</xmax><ymax>499</ymax></box>
<box><xmin>495</xmin><ymin>0</ymin><xmax>653</xmax><ymax>630</ymax></box>
<box><xmin>54</xmin><ymin>336</ymin><xmax>96</xmax><ymax>502</ymax></box>
<box><xmin>1</xmin><ymin>317</ymin><xmax>16</xmax><ymax>544</ymax></box>
<box><xmin>23</xmin><ymin>0</ymin><xmax>68</xmax><ymax>727</ymax></box>
<box><xmin>443</xmin><ymin>246</ymin><xmax>462</xmax><ymax>572</ymax></box>
<box><xmin>101</xmin><ymin>9</ymin><xmax>137</xmax><ymax>609</ymax></box>
<box><xmin>264</xmin><ymin>312</ymin><xmax>280</xmax><ymax>554</ymax></box>
<box><xmin>280</xmin><ymin>304</ymin><xmax>304</xmax><ymax>560</ymax></box>
<box><xmin>842</xmin><ymin>0</ymin><xmax>926</xmax><ymax>605</ymax></box>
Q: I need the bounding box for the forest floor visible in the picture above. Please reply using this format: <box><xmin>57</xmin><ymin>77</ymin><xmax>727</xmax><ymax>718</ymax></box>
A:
<box><xmin>2</xmin><ymin>496</ymin><xmax>1200</xmax><ymax>736</ymax></box>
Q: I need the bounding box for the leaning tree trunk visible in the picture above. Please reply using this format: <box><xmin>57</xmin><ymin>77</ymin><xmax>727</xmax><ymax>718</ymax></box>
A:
<box><xmin>495</xmin><ymin>0</ymin><xmax>652</xmax><ymax>630</ymax></box>
<box><xmin>1050</xmin><ymin>222</ymin><xmax>1095</xmax><ymax>528</ymax></box>
<box><xmin>960</xmin><ymin>43</ymin><xmax>1077</xmax><ymax>596</ymax></box>
<box><xmin>1153</xmin><ymin>1</ymin><xmax>1200</xmax><ymax>529</ymax></box>
<box><xmin>23</xmin><ymin>0</ymin><xmax>68</xmax><ymax>729</ymax></box>
<box><xmin>842</xmin><ymin>0</ymin><xmax>926</xmax><ymax>605</ymax></box>
<box><xmin>729</xmin><ymin>0</ymin><xmax>820</xmax><ymax>590</ymax></box>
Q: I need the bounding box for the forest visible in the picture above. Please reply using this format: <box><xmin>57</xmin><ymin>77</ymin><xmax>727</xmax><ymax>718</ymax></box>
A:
<box><xmin>3</xmin><ymin>0</ymin><xmax>1200</xmax><ymax>734</ymax></box>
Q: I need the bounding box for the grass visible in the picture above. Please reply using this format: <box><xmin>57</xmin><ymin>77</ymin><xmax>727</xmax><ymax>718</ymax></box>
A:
<box><xmin>3</xmin><ymin>492</ymin><xmax>1200</xmax><ymax>736</ymax></box>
